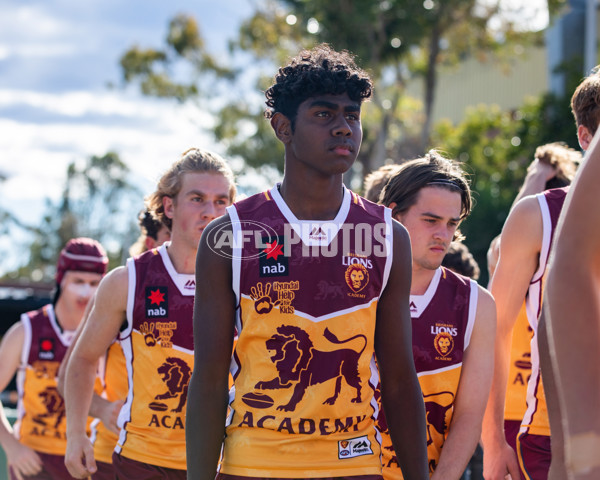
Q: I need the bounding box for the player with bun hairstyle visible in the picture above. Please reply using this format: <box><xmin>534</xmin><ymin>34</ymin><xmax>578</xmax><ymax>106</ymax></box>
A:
<box><xmin>64</xmin><ymin>148</ymin><xmax>235</xmax><ymax>480</ymax></box>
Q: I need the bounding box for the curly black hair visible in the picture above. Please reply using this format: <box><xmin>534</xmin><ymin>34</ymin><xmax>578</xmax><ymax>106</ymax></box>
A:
<box><xmin>265</xmin><ymin>44</ymin><xmax>372</xmax><ymax>129</ymax></box>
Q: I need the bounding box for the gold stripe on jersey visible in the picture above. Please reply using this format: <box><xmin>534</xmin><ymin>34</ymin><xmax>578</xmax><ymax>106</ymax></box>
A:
<box><xmin>381</xmin><ymin>366</ymin><xmax>462</xmax><ymax>479</ymax></box>
<box><xmin>116</xmin><ymin>331</ymin><xmax>193</xmax><ymax>469</ymax></box>
<box><xmin>504</xmin><ymin>302</ymin><xmax>532</xmax><ymax>421</ymax></box>
<box><xmin>221</xmin><ymin>297</ymin><xmax>381</xmax><ymax>478</ymax></box>
<box><xmin>93</xmin><ymin>341</ymin><xmax>127</xmax><ymax>464</ymax></box>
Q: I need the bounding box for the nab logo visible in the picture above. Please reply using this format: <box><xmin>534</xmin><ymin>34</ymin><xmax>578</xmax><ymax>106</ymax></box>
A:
<box><xmin>259</xmin><ymin>236</ymin><xmax>288</xmax><ymax>277</ymax></box>
<box><xmin>146</xmin><ymin>286</ymin><xmax>168</xmax><ymax>318</ymax></box>
<box><xmin>184</xmin><ymin>279</ymin><xmax>195</xmax><ymax>290</ymax></box>
<box><xmin>39</xmin><ymin>338</ymin><xmax>55</xmax><ymax>360</ymax></box>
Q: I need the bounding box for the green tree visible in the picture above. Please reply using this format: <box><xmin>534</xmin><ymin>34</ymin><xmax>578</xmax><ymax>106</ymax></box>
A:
<box><xmin>432</xmin><ymin>91</ymin><xmax>579</xmax><ymax>284</ymax></box>
<box><xmin>2</xmin><ymin>152</ymin><xmax>142</xmax><ymax>283</ymax></box>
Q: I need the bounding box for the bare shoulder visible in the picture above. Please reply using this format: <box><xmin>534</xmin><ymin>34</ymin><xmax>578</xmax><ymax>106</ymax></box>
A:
<box><xmin>0</xmin><ymin>320</ymin><xmax>25</xmax><ymax>350</ymax></box>
<box><xmin>475</xmin><ymin>284</ymin><xmax>496</xmax><ymax>327</ymax></box>
<box><xmin>92</xmin><ymin>265</ymin><xmax>128</xmax><ymax>315</ymax></box>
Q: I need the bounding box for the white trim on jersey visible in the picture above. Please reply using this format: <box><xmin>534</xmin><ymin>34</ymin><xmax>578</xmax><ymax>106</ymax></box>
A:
<box><xmin>45</xmin><ymin>304</ymin><xmax>71</xmax><ymax>347</ymax></box>
<box><xmin>464</xmin><ymin>279</ymin><xmax>479</xmax><ymax>350</ymax></box>
<box><xmin>269</xmin><ymin>183</ymin><xmax>352</xmax><ymax>248</ymax></box>
<box><xmin>14</xmin><ymin>311</ymin><xmax>33</xmax><ymax>438</ymax></box>
<box><xmin>520</xmin><ymin>192</ymin><xmax>554</xmax><ymax>435</ymax></box>
<box><xmin>409</xmin><ymin>268</ymin><xmax>443</xmax><ymax>318</ymax></box>
<box><xmin>531</xmin><ymin>193</ymin><xmax>552</xmax><ymax>283</ymax></box>
<box><xmin>381</xmin><ymin>207</ymin><xmax>393</xmax><ymax>293</ymax></box>
<box><xmin>417</xmin><ymin>362</ymin><xmax>463</xmax><ymax>378</ymax></box>
<box><xmin>157</xmin><ymin>243</ymin><xmax>195</xmax><ymax>296</ymax></box>
<box><xmin>227</xmin><ymin>204</ymin><xmax>242</xmax><ymax>315</ymax></box>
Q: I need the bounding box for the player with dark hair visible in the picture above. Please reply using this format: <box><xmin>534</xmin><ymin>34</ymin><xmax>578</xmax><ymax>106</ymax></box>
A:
<box><xmin>378</xmin><ymin>151</ymin><xmax>496</xmax><ymax>479</ymax></box>
<box><xmin>128</xmin><ymin>209</ymin><xmax>171</xmax><ymax>257</ymax></box>
<box><xmin>363</xmin><ymin>164</ymin><xmax>402</xmax><ymax>203</ymax></box>
<box><xmin>0</xmin><ymin>238</ymin><xmax>108</xmax><ymax>480</ymax></box>
<box><xmin>187</xmin><ymin>44</ymin><xmax>429</xmax><ymax>479</ymax></box>
<box><xmin>482</xmin><ymin>68</ymin><xmax>599</xmax><ymax>480</ymax></box>
<box><xmin>64</xmin><ymin>148</ymin><xmax>235</xmax><ymax>479</ymax></box>
<box><xmin>544</xmin><ymin>130</ymin><xmax>600</xmax><ymax>480</ymax></box>
<box><xmin>441</xmin><ymin>242</ymin><xmax>480</xmax><ymax>281</ymax></box>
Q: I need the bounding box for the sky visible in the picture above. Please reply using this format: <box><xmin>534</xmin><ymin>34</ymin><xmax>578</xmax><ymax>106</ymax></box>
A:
<box><xmin>0</xmin><ymin>0</ymin><xmax>550</xmax><ymax>277</ymax></box>
<box><xmin>0</xmin><ymin>0</ymin><xmax>272</xmax><ymax>275</ymax></box>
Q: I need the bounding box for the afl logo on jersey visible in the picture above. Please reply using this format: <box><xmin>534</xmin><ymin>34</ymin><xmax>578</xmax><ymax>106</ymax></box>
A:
<box><xmin>344</xmin><ymin>264</ymin><xmax>369</xmax><ymax>295</ymax></box>
<box><xmin>146</xmin><ymin>286</ymin><xmax>168</xmax><ymax>318</ymax></box>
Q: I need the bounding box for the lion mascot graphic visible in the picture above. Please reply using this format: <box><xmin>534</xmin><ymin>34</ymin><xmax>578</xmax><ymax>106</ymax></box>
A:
<box><xmin>255</xmin><ymin>325</ymin><xmax>367</xmax><ymax>412</ymax></box>
<box><xmin>155</xmin><ymin>357</ymin><xmax>191</xmax><ymax>412</ymax></box>
<box><xmin>33</xmin><ymin>386</ymin><xmax>65</xmax><ymax>429</ymax></box>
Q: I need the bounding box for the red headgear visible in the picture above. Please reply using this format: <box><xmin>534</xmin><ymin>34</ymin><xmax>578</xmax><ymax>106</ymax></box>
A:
<box><xmin>55</xmin><ymin>237</ymin><xmax>108</xmax><ymax>285</ymax></box>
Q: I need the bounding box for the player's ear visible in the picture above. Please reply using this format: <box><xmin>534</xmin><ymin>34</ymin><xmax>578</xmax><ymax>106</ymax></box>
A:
<box><xmin>163</xmin><ymin>195</ymin><xmax>175</xmax><ymax>220</ymax></box>
<box><xmin>271</xmin><ymin>113</ymin><xmax>292</xmax><ymax>143</ymax></box>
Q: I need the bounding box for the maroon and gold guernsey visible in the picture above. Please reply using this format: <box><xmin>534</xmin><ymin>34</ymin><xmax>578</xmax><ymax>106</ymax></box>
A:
<box><xmin>116</xmin><ymin>243</ymin><xmax>194</xmax><ymax>470</ymax></box>
<box><xmin>14</xmin><ymin>304</ymin><xmax>75</xmax><ymax>455</ymax></box>
<box><xmin>91</xmin><ymin>339</ymin><xmax>128</xmax><ymax>464</ymax></box>
<box><xmin>520</xmin><ymin>187</ymin><xmax>568</xmax><ymax>438</ymax></box>
<box><xmin>504</xmin><ymin>302</ymin><xmax>532</xmax><ymax>423</ymax></box>
<box><xmin>378</xmin><ymin>267</ymin><xmax>478</xmax><ymax>479</ymax></box>
<box><xmin>221</xmin><ymin>185</ymin><xmax>393</xmax><ymax>478</ymax></box>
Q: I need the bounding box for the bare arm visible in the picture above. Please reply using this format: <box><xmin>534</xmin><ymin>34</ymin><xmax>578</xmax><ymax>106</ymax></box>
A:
<box><xmin>482</xmin><ymin>196</ymin><xmax>542</xmax><ymax>480</ymax></box>
<box><xmin>57</xmin><ymin>296</ymin><xmax>122</xmax><ymax>435</ymax></box>
<box><xmin>432</xmin><ymin>286</ymin><xmax>496</xmax><ymax>480</ymax></box>
<box><xmin>376</xmin><ymin>221</ymin><xmax>428</xmax><ymax>480</ymax></box>
<box><xmin>186</xmin><ymin>216</ymin><xmax>236</xmax><ymax>480</ymax></box>
<box><xmin>511</xmin><ymin>159</ymin><xmax>557</xmax><ymax>209</ymax></box>
<box><xmin>64</xmin><ymin>267</ymin><xmax>128</xmax><ymax>478</ymax></box>
<box><xmin>545</xmin><ymin>131</ymin><xmax>600</xmax><ymax>480</ymax></box>
<box><xmin>0</xmin><ymin>322</ymin><xmax>43</xmax><ymax>480</ymax></box>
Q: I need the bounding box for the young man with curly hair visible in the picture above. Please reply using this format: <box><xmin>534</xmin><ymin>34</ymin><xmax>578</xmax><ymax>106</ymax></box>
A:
<box><xmin>63</xmin><ymin>148</ymin><xmax>235</xmax><ymax>480</ymax></box>
<box><xmin>377</xmin><ymin>152</ymin><xmax>496</xmax><ymax>480</ymax></box>
<box><xmin>187</xmin><ymin>44</ymin><xmax>428</xmax><ymax>479</ymax></box>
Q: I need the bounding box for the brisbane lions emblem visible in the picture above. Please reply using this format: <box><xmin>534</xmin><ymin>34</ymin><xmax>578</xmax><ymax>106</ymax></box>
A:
<box><xmin>150</xmin><ymin>357</ymin><xmax>191</xmax><ymax>413</ymax></box>
<box><xmin>344</xmin><ymin>264</ymin><xmax>369</xmax><ymax>293</ymax></box>
<box><xmin>250</xmin><ymin>325</ymin><xmax>367</xmax><ymax>412</ymax></box>
<box><xmin>434</xmin><ymin>332</ymin><xmax>454</xmax><ymax>357</ymax></box>
<box><xmin>33</xmin><ymin>386</ymin><xmax>65</xmax><ymax>429</ymax></box>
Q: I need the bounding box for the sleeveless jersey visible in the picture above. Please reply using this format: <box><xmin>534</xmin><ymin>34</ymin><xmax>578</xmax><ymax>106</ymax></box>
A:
<box><xmin>91</xmin><ymin>340</ymin><xmax>128</xmax><ymax>464</ymax></box>
<box><xmin>221</xmin><ymin>185</ymin><xmax>393</xmax><ymax>478</ymax></box>
<box><xmin>116</xmin><ymin>244</ymin><xmax>194</xmax><ymax>469</ymax></box>
<box><xmin>504</xmin><ymin>302</ymin><xmax>532</xmax><ymax>422</ymax></box>
<box><xmin>378</xmin><ymin>267</ymin><xmax>478</xmax><ymax>479</ymax></box>
<box><xmin>520</xmin><ymin>187</ymin><xmax>568</xmax><ymax>437</ymax></box>
<box><xmin>13</xmin><ymin>304</ymin><xmax>74</xmax><ymax>455</ymax></box>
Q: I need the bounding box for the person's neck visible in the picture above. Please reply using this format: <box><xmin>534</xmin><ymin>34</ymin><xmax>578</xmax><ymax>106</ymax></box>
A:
<box><xmin>165</xmin><ymin>239</ymin><xmax>196</xmax><ymax>275</ymax></box>
<box><xmin>278</xmin><ymin>175</ymin><xmax>345</xmax><ymax>220</ymax></box>
<box><xmin>410</xmin><ymin>265</ymin><xmax>438</xmax><ymax>296</ymax></box>
<box><xmin>53</xmin><ymin>300</ymin><xmax>81</xmax><ymax>332</ymax></box>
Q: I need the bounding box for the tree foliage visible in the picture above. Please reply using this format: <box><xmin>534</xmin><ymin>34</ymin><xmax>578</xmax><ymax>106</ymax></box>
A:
<box><xmin>2</xmin><ymin>152</ymin><xmax>142</xmax><ymax>283</ymax></box>
<box><xmin>432</xmin><ymin>91</ymin><xmax>579</xmax><ymax>284</ymax></box>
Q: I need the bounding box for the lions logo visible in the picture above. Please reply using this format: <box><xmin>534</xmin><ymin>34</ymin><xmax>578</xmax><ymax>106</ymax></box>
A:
<box><xmin>254</xmin><ymin>325</ymin><xmax>367</xmax><ymax>411</ymax></box>
<box><xmin>344</xmin><ymin>264</ymin><xmax>369</xmax><ymax>294</ymax></box>
<box><xmin>154</xmin><ymin>357</ymin><xmax>191</xmax><ymax>412</ymax></box>
<box><xmin>434</xmin><ymin>332</ymin><xmax>454</xmax><ymax>357</ymax></box>
<box><xmin>33</xmin><ymin>386</ymin><xmax>65</xmax><ymax>429</ymax></box>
